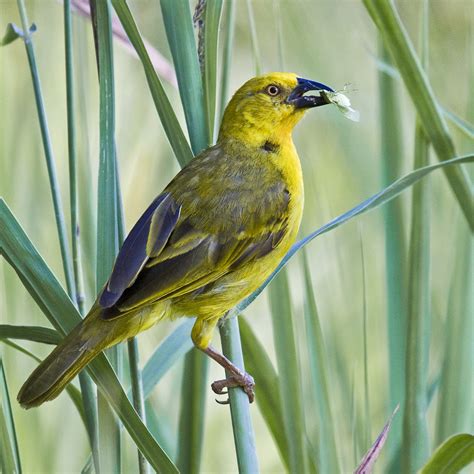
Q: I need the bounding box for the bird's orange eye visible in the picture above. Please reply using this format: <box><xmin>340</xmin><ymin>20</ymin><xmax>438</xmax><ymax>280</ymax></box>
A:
<box><xmin>266</xmin><ymin>85</ymin><xmax>280</xmax><ymax>96</ymax></box>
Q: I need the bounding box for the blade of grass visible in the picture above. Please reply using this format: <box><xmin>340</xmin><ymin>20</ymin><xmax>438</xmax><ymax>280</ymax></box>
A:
<box><xmin>64</xmin><ymin>0</ymin><xmax>86</xmax><ymax>313</ymax></box>
<box><xmin>159</xmin><ymin>1</ymin><xmax>211</xmax><ymax>470</ymax></box>
<box><xmin>362</xmin><ymin>0</ymin><xmax>474</xmax><ymax>231</ymax></box>
<box><xmin>0</xmin><ymin>360</ymin><xmax>22</xmax><ymax>474</ymax></box>
<box><xmin>92</xmin><ymin>0</ymin><xmax>121</xmax><ymax>470</ymax></box>
<box><xmin>127</xmin><ymin>336</ymin><xmax>149</xmax><ymax>474</ymax></box>
<box><xmin>176</xmin><ymin>348</ymin><xmax>208</xmax><ymax>473</ymax></box>
<box><xmin>0</xmin><ymin>325</ymin><xmax>61</xmax><ymax>345</ymax></box>
<box><xmin>234</xmin><ymin>153</ymin><xmax>474</xmax><ymax>315</ymax></box>
<box><xmin>218</xmin><ymin>0</ymin><xmax>235</xmax><ymax>119</ymax></box>
<box><xmin>435</xmin><ymin>229</ymin><xmax>473</xmax><ymax>444</ymax></box>
<box><xmin>378</xmin><ymin>42</ymin><xmax>406</xmax><ymax>470</ymax></box>
<box><xmin>239</xmin><ymin>316</ymin><xmax>289</xmax><ymax>470</ymax></box>
<box><xmin>301</xmin><ymin>253</ymin><xmax>339</xmax><ymax>473</ymax></box>
<box><xmin>402</xmin><ymin>4</ymin><xmax>431</xmax><ymax>469</ymax></box>
<box><xmin>63</xmin><ymin>2</ymin><xmax>99</xmax><ymax>469</ymax></box>
<box><xmin>111</xmin><ymin>0</ymin><xmax>193</xmax><ymax>167</ymax></box>
<box><xmin>268</xmin><ymin>270</ymin><xmax>308</xmax><ymax>473</ymax></box>
<box><xmin>160</xmin><ymin>0</ymin><xmax>208</xmax><ymax>153</ymax></box>
<box><xmin>15</xmin><ymin>0</ymin><xmax>77</xmax><ymax>300</ymax></box>
<box><xmin>202</xmin><ymin>0</ymin><xmax>223</xmax><ymax>141</ymax></box>
<box><xmin>0</xmin><ymin>200</ymin><xmax>179</xmax><ymax>473</ymax></box>
<box><xmin>359</xmin><ymin>232</ymin><xmax>371</xmax><ymax>453</ymax></box>
<box><xmin>218</xmin><ymin>316</ymin><xmax>259</xmax><ymax>473</ymax></box>
<box><xmin>420</xmin><ymin>434</ymin><xmax>474</xmax><ymax>474</ymax></box>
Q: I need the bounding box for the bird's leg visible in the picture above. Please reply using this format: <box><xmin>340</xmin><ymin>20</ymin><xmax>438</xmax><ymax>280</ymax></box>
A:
<box><xmin>202</xmin><ymin>345</ymin><xmax>255</xmax><ymax>403</ymax></box>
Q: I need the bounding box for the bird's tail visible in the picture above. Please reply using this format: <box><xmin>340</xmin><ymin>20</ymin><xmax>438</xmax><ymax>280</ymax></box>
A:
<box><xmin>17</xmin><ymin>306</ymin><xmax>105</xmax><ymax>409</ymax></box>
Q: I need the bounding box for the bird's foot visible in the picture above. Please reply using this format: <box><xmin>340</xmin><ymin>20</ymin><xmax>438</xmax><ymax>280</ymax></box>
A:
<box><xmin>211</xmin><ymin>371</ymin><xmax>255</xmax><ymax>404</ymax></box>
<box><xmin>201</xmin><ymin>345</ymin><xmax>255</xmax><ymax>404</ymax></box>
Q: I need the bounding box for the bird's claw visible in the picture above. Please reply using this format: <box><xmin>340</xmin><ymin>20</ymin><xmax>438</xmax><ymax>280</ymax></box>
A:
<box><xmin>211</xmin><ymin>372</ymin><xmax>255</xmax><ymax>404</ymax></box>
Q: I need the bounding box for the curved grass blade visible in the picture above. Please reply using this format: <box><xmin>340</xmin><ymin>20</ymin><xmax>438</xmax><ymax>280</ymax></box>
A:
<box><xmin>0</xmin><ymin>325</ymin><xmax>61</xmax><ymax>345</ymax></box>
<box><xmin>362</xmin><ymin>0</ymin><xmax>474</xmax><ymax>231</ymax></box>
<box><xmin>268</xmin><ymin>270</ymin><xmax>308</xmax><ymax>473</ymax></box>
<box><xmin>420</xmin><ymin>434</ymin><xmax>474</xmax><ymax>474</ymax></box>
<box><xmin>218</xmin><ymin>316</ymin><xmax>259</xmax><ymax>473</ymax></box>
<box><xmin>111</xmin><ymin>0</ymin><xmax>193</xmax><ymax>167</ymax></box>
<box><xmin>235</xmin><ymin>153</ymin><xmax>474</xmax><ymax>315</ymax></box>
<box><xmin>0</xmin><ymin>200</ymin><xmax>178</xmax><ymax>473</ymax></box>
<box><xmin>239</xmin><ymin>317</ymin><xmax>289</xmax><ymax>469</ymax></box>
<box><xmin>0</xmin><ymin>360</ymin><xmax>22</xmax><ymax>474</ymax></box>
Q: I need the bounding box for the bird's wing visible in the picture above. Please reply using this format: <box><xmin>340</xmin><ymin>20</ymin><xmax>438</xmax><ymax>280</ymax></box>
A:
<box><xmin>99</xmin><ymin>193</ymin><xmax>181</xmax><ymax>308</ymax></box>
<box><xmin>99</xmin><ymin>147</ymin><xmax>290</xmax><ymax>319</ymax></box>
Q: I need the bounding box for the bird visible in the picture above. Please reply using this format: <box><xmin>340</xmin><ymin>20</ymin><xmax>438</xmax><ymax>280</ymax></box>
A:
<box><xmin>18</xmin><ymin>72</ymin><xmax>334</xmax><ymax>408</ymax></box>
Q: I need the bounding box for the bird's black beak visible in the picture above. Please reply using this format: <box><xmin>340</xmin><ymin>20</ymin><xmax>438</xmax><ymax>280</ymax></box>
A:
<box><xmin>287</xmin><ymin>77</ymin><xmax>335</xmax><ymax>108</ymax></box>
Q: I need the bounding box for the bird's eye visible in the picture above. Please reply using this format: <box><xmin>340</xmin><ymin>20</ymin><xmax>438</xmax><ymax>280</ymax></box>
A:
<box><xmin>266</xmin><ymin>85</ymin><xmax>280</xmax><ymax>96</ymax></box>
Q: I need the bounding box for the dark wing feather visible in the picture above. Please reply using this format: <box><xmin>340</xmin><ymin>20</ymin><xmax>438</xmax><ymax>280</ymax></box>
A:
<box><xmin>99</xmin><ymin>193</ymin><xmax>181</xmax><ymax>307</ymax></box>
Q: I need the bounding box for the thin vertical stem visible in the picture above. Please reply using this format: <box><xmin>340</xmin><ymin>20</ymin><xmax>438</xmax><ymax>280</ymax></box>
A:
<box><xmin>219</xmin><ymin>316</ymin><xmax>259</xmax><ymax>473</ymax></box>
<box><xmin>15</xmin><ymin>0</ymin><xmax>76</xmax><ymax>300</ymax></box>
<box><xmin>219</xmin><ymin>0</ymin><xmax>235</xmax><ymax>119</ymax></box>
<box><xmin>128</xmin><ymin>337</ymin><xmax>149</xmax><ymax>474</ymax></box>
<box><xmin>377</xmin><ymin>39</ymin><xmax>406</xmax><ymax>471</ymax></box>
<box><xmin>402</xmin><ymin>2</ymin><xmax>431</xmax><ymax>470</ymax></box>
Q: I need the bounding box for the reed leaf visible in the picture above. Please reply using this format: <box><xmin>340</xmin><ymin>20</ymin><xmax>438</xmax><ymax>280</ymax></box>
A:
<box><xmin>239</xmin><ymin>317</ymin><xmax>289</xmax><ymax>470</ymax></box>
<box><xmin>160</xmin><ymin>0</ymin><xmax>208</xmax><ymax>153</ymax></box>
<box><xmin>420</xmin><ymin>434</ymin><xmax>474</xmax><ymax>474</ymax></box>
<box><xmin>268</xmin><ymin>270</ymin><xmax>308</xmax><ymax>473</ymax></box>
<box><xmin>218</xmin><ymin>316</ymin><xmax>259</xmax><ymax>473</ymax></box>
<box><xmin>14</xmin><ymin>0</ymin><xmax>77</xmax><ymax>300</ymax></box>
<box><xmin>92</xmin><ymin>0</ymin><xmax>121</xmax><ymax>470</ymax></box>
<box><xmin>176</xmin><ymin>349</ymin><xmax>208</xmax><ymax>473</ymax></box>
<box><xmin>435</xmin><ymin>229</ymin><xmax>473</xmax><ymax>443</ymax></box>
<box><xmin>0</xmin><ymin>199</ymin><xmax>178</xmax><ymax>473</ymax></box>
<box><xmin>362</xmin><ymin>0</ymin><xmax>474</xmax><ymax>231</ymax></box>
<box><xmin>0</xmin><ymin>360</ymin><xmax>22</xmax><ymax>474</ymax></box>
<box><xmin>302</xmin><ymin>253</ymin><xmax>339</xmax><ymax>473</ymax></box>
<box><xmin>0</xmin><ymin>325</ymin><xmax>61</xmax><ymax>345</ymax></box>
<box><xmin>111</xmin><ymin>0</ymin><xmax>193</xmax><ymax>167</ymax></box>
<box><xmin>202</xmin><ymin>0</ymin><xmax>224</xmax><ymax>140</ymax></box>
<box><xmin>378</xmin><ymin>43</ymin><xmax>406</xmax><ymax>469</ymax></box>
<box><xmin>402</xmin><ymin>6</ymin><xmax>431</xmax><ymax>469</ymax></box>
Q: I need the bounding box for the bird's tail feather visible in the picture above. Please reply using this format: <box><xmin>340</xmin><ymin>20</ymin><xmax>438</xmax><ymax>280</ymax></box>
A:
<box><xmin>17</xmin><ymin>308</ymin><xmax>105</xmax><ymax>408</ymax></box>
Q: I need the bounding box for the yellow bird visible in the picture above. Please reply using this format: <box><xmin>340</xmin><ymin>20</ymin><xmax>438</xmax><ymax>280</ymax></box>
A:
<box><xmin>18</xmin><ymin>72</ymin><xmax>334</xmax><ymax>408</ymax></box>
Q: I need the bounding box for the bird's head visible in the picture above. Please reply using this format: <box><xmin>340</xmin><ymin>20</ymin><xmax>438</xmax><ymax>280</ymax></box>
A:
<box><xmin>218</xmin><ymin>72</ymin><xmax>334</xmax><ymax>147</ymax></box>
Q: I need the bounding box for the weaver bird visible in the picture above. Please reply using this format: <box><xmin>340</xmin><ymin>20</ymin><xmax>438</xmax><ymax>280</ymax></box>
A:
<box><xmin>18</xmin><ymin>72</ymin><xmax>334</xmax><ymax>407</ymax></box>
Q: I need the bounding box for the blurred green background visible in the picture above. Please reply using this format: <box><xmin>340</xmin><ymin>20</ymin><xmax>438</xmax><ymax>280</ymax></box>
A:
<box><xmin>1</xmin><ymin>0</ymin><xmax>472</xmax><ymax>472</ymax></box>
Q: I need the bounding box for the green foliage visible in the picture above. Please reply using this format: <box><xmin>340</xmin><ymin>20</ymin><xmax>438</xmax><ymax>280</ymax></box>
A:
<box><xmin>420</xmin><ymin>434</ymin><xmax>474</xmax><ymax>474</ymax></box>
